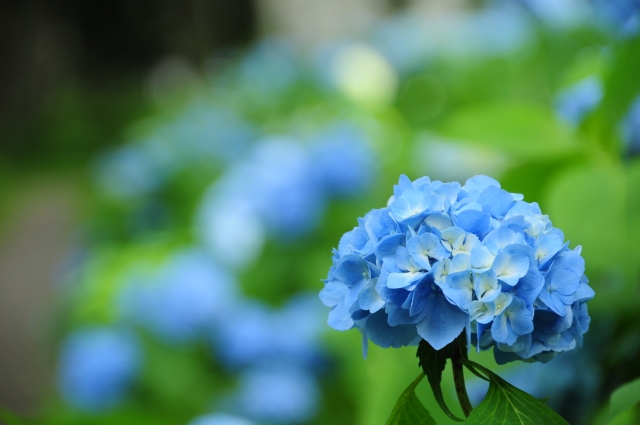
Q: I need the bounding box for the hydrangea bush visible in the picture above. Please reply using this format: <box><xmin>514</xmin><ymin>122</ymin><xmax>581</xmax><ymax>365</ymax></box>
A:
<box><xmin>321</xmin><ymin>174</ymin><xmax>595</xmax><ymax>421</ymax></box>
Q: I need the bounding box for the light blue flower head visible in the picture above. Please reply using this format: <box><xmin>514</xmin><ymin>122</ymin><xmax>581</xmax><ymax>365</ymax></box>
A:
<box><xmin>320</xmin><ymin>174</ymin><xmax>594</xmax><ymax>364</ymax></box>
<box><xmin>118</xmin><ymin>249</ymin><xmax>238</xmax><ymax>344</ymax></box>
<box><xmin>57</xmin><ymin>326</ymin><xmax>141</xmax><ymax>411</ymax></box>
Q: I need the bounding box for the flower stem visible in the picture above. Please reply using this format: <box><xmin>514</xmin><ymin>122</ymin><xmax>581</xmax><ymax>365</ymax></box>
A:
<box><xmin>451</xmin><ymin>335</ymin><xmax>473</xmax><ymax>417</ymax></box>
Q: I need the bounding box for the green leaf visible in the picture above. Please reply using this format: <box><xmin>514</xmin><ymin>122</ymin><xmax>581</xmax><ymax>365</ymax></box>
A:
<box><xmin>0</xmin><ymin>408</ymin><xmax>30</xmax><ymax>425</ymax></box>
<box><xmin>461</xmin><ymin>361</ymin><xmax>569</xmax><ymax>425</ymax></box>
<box><xmin>417</xmin><ymin>339</ymin><xmax>464</xmax><ymax>422</ymax></box>
<box><xmin>600</xmin><ymin>377</ymin><xmax>640</xmax><ymax>425</ymax></box>
<box><xmin>435</xmin><ymin>103</ymin><xmax>579</xmax><ymax>160</ymax></box>
<box><xmin>385</xmin><ymin>374</ymin><xmax>437</xmax><ymax>425</ymax></box>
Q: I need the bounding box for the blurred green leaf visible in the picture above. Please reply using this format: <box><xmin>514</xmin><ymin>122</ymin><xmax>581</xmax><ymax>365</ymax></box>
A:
<box><xmin>385</xmin><ymin>374</ymin><xmax>436</xmax><ymax>425</ymax></box>
<box><xmin>0</xmin><ymin>408</ymin><xmax>29</xmax><ymax>425</ymax></box>
<box><xmin>436</xmin><ymin>103</ymin><xmax>578</xmax><ymax>160</ymax></box>
<box><xmin>544</xmin><ymin>162</ymin><xmax>634</xmax><ymax>309</ymax></box>
<box><xmin>417</xmin><ymin>340</ymin><xmax>463</xmax><ymax>422</ymax></box>
<box><xmin>461</xmin><ymin>361</ymin><xmax>569</xmax><ymax>425</ymax></box>
<box><xmin>600</xmin><ymin>377</ymin><xmax>640</xmax><ymax>425</ymax></box>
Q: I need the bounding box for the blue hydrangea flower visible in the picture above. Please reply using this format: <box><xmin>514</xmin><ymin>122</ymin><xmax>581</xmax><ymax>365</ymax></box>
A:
<box><xmin>320</xmin><ymin>174</ymin><xmax>594</xmax><ymax>363</ymax></box>
<box><xmin>555</xmin><ymin>76</ymin><xmax>603</xmax><ymax>127</ymax></box>
<box><xmin>57</xmin><ymin>327</ymin><xmax>141</xmax><ymax>411</ymax></box>
<box><xmin>94</xmin><ymin>146</ymin><xmax>164</xmax><ymax>199</ymax></box>
<box><xmin>188</xmin><ymin>414</ymin><xmax>256</xmax><ymax>425</ymax></box>
<box><xmin>230</xmin><ymin>364</ymin><xmax>320</xmax><ymax>424</ymax></box>
<box><xmin>590</xmin><ymin>0</ymin><xmax>640</xmax><ymax>36</ymax></box>
<box><xmin>310</xmin><ymin>123</ymin><xmax>376</xmax><ymax>198</ymax></box>
<box><xmin>118</xmin><ymin>249</ymin><xmax>238</xmax><ymax>344</ymax></box>
<box><xmin>199</xmin><ymin>138</ymin><xmax>325</xmax><ymax>267</ymax></box>
<box><xmin>212</xmin><ymin>294</ymin><xmax>325</xmax><ymax>368</ymax></box>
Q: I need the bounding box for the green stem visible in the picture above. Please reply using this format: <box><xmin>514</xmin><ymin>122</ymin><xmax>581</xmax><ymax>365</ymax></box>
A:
<box><xmin>451</xmin><ymin>335</ymin><xmax>473</xmax><ymax>417</ymax></box>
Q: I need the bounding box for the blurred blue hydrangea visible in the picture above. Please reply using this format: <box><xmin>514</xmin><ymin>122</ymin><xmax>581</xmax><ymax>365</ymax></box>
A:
<box><xmin>370</xmin><ymin>3</ymin><xmax>532</xmax><ymax>73</ymax></box>
<box><xmin>311</xmin><ymin>124</ymin><xmax>376</xmax><ymax>198</ymax></box>
<box><xmin>199</xmin><ymin>138</ymin><xmax>325</xmax><ymax>267</ymax></box>
<box><xmin>320</xmin><ymin>174</ymin><xmax>594</xmax><ymax>364</ymax></box>
<box><xmin>555</xmin><ymin>75</ymin><xmax>603</xmax><ymax>127</ymax></box>
<box><xmin>95</xmin><ymin>146</ymin><xmax>164</xmax><ymax>199</ymax></box>
<box><xmin>96</xmin><ymin>104</ymin><xmax>256</xmax><ymax>201</ymax></box>
<box><xmin>236</xmin><ymin>38</ymin><xmax>299</xmax><ymax>96</ymax></box>
<box><xmin>590</xmin><ymin>0</ymin><xmax>640</xmax><ymax>36</ymax></box>
<box><xmin>58</xmin><ymin>327</ymin><xmax>141</xmax><ymax>411</ymax></box>
<box><xmin>212</xmin><ymin>294</ymin><xmax>325</xmax><ymax>369</ymax></box>
<box><xmin>515</xmin><ymin>0</ymin><xmax>590</xmax><ymax>27</ymax></box>
<box><xmin>118</xmin><ymin>249</ymin><xmax>238</xmax><ymax>344</ymax></box>
<box><xmin>230</xmin><ymin>364</ymin><xmax>320</xmax><ymax>424</ymax></box>
<box><xmin>622</xmin><ymin>95</ymin><xmax>640</xmax><ymax>156</ymax></box>
<box><xmin>188</xmin><ymin>413</ymin><xmax>257</xmax><ymax>425</ymax></box>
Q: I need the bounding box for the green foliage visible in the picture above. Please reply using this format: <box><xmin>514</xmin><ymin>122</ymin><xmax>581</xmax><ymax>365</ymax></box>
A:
<box><xmin>600</xmin><ymin>377</ymin><xmax>640</xmax><ymax>425</ymax></box>
<box><xmin>385</xmin><ymin>374</ymin><xmax>436</xmax><ymax>425</ymax></box>
<box><xmin>417</xmin><ymin>340</ymin><xmax>463</xmax><ymax>422</ymax></box>
<box><xmin>0</xmin><ymin>408</ymin><xmax>30</xmax><ymax>425</ymax></box>
<box><xmin>461</xmin><ymin>361</ymin><xmax>569</xmax><ymax>425</ymax></box>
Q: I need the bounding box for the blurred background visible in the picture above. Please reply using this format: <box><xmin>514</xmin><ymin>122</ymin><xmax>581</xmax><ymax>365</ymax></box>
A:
<box><xmin>1</xmin><ymin>0</ymin><xmax>639</xmax><ymax>424</ymax></box>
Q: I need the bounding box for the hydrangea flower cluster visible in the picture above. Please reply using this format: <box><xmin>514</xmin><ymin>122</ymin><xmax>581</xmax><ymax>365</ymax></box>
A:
<box><xmin>58</xmin><ymin>327</ymin><xmax>141</xmax><ymax>411</ymax></box>
<box><xmin>199</xmin><ymin>125</ymin><xmax>375</xmax><ymax>268</ymax></box>
<box><xmin>320</xmin><ymin>175</ymin><xmax>594</xmax><ymax>363</ymax></box>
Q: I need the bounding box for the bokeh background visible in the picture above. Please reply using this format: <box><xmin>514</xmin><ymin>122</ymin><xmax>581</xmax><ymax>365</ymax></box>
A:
<box><xmin>1</xmin><ymin>0</ymin><xmax>639</xmax><ymax>424</ymax></box>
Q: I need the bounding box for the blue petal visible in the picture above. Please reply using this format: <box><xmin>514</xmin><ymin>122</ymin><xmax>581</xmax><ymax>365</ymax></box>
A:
<box><xmin>454</xmin><ymin>209</ymin><xmax>492</xmax><ymax>237</ymax></box>
<box><xmin>491</xmin><ymin>252</ymin><xmax>529</xmax><ymax>286</ymax></box>
<box><xmin>358</xmin><ymin>279</ymin><xmax>385</xmax><ymax>313</ymax></box>
<box><xmin>319</xmin><ymin>280</ymin><xmax>348</xmax><ymax>307</ymax></box>
<box><xmin>483</xmin><ymin>227</ymin><xmax>523</xmax><ymax>255</ymax></box>
<box><xmin>327</xmin><ymin>302</ymin><xmax>354</xmax><ymax>331</ymax></box>
<box><xmin>443</xmin><ymin>271</ymin><xmax>474</xmax><ymax>310</ymax></box>
<box><xmin>424</xmin><ymin>213</ymin><xmax>453</xmax><ymax>230</ymax></box>
<box><xmin>364</xmin><ymin>209</ymin><xmax>398</xmax><ymax>242</ymax></box>
<box><xmin>386</xmin><ymin>303</ymin><xmax>422</xmax><ymax>326</ymax></box>
<box><xmin>463</xmin><ymin>175</ymin><xmax>501</xmax><ymax>199</ymax></box>
<box><xmin>374</xmin><ymin>234</ymin><xmax>406</xmax><ymax>261</ymax></box>
<box><xmin>365</xmin><ymin>310</ymin><xmax>419</xmax><ymax>348</ymax></box>
<box><xmin>416</xmin><ymin>294</ymin><xmax>467</xmax><ymax>350</ymax></box>
<box><xmin>506</xmin><ymin>298</ymin><xmax>533</xmax><ymax>336</ymax></box>
<box><xmin>512</xmin><ymin>264</ymin><xmax>543</xmax><ymax>307</ymax></box>
<box><xmin>334</xmin><ymin>254</ymin><xmax>369</xmax><ymax>286</ymax></box>
<box><xmin>574</xmin><ymin>282</ymin><xmax>595</xmax><ymax>302</ymax></box>
<box><xmin>479</xmin><ymin>186</ymin><xmax>514</xmax><ymax>219</ymax></box>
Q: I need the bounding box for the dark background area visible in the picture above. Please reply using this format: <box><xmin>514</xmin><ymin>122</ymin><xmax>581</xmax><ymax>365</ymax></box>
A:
<box><xmin>0</xmin><ymin>0</ymin><xmax>255</xmax><ymax>166</ymax></box>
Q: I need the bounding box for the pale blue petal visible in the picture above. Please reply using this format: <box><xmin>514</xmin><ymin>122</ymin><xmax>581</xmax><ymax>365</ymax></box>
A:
<box><xmin>474</xmin><ymin>270</ymin><xmax>500</xmax><ymax>302</ymax></box>
<box><xmin>484</xmin><ymin>227</ymin><xmax>523</xmax><ymax>255</ymax></box>
<box><xmin>479</xmin><ymin>186</ymin><xmax>514</xmax><ymax>219</ymax></box>
<box><xmin>491</xmin><ymin>252</ymin><xmax>529</xmax><ymax>286</ymax></box>
<box><xmin>319</xmin><ymin>280</ymin><xmax>348</xmax><ymax>307</ymax></box>
<box><xmin>470</xmin><ymin>245</ymin><xmax>495</xmax><ymax>272</ymax></box>
<box><xmin>327</xmin><ymin>302</ymin><xmax>354</xmax><ymax>331</ymax></box>
<box><xmin>424</xmin><ymin>213</ymin><xmax>452</xmax><ymax>230</ymax></box>
<box><xmin>387</xmin><ymin>271</ymin><xmax>427</xmax><ymax>289</ymax></box>
<box><xmin>443</xmin><ymin>271</ymin><xmax>474</xmax><ymax>310</ymax></box>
